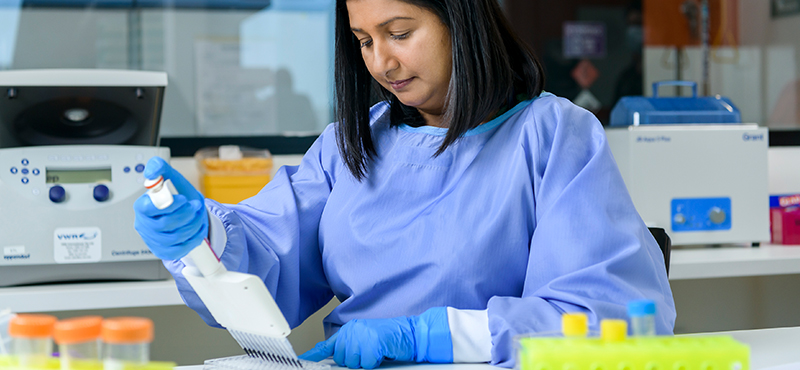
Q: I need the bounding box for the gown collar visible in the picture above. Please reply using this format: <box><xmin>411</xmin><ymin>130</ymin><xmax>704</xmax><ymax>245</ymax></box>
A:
<box><xmin>397</xmin><ymin>92</ymin><xmax>552</xmax><ymax>137</ymax></box>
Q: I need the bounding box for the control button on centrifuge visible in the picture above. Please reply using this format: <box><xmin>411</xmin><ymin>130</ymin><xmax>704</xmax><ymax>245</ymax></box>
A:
<box><xmin>124</xmin><ymin>166</ymin><xmax>131</xmax><ymax>173</ymax></box>
<box><xmin>709</xmin><ymin>207</ymin><xmax>727</xmax><ymax>224</ymax></box>
<box><xmin>135</xmin><ymin>164</ymin><xmax>145</xmax><ymax>173</ymax></box>
<box><xmin>21</xmin><ymin>177</ymin><xmax>29</xmax><ymax>184</ymax></box>
<box><xmin>93</xmin><ymin>184</ymin><xmax>110</xmax><ymax>202</ymax></box>
<box><xmin>10</xmin><ymin>167</ymin><xmax>17</xmax><ymax>174</ymax></box>
<box><xmin>21</xmin><ymin>168</ymin><xmax>28</xmax><ymax>175</ymax></box>
<box><xmin>673</xmin><ymin>214</ymin><xmax>686</xmax><ymax>224</ymax></box>
<box><xmin>50</xmin><ymin>185</ymin><xmax>66</xmax><ymax>203</ymax></box>
<box><xmin>32</xmin><ymin>168</ymin><xmax>40</xmax><ymax>175</ymax></box>
<box><xmin>21</xmin><ymin>159</ymin><xmax>29</xmax><ymax>166</ymax></box>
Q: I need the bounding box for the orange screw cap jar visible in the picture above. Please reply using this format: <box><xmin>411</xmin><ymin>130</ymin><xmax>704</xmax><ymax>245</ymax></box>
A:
<box><xmin>9</xmin><ymin>314</ymin><xmax>57</xmax><ymax>367</ymax></box>
<box><xmin>54</xmin><ymin>316</ymin><xmax>103</xmax><ymax>369</ymax></box>
<box><xmin>101</xmin><ymin>317</ymin><xmax>154</xmax><ymax>368</ymax></box>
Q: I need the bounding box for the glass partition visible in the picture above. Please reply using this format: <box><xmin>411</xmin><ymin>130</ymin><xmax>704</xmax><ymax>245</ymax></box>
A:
<box><xmin>503</xmin><ymin>0</ymin><xmax>800</xmax><ymax>132</ymax></box>
<box><xmin>6</xmin><ymin>0</ymin><xmax>800</xmax><ymax>144</ymax></box>
<box><xmin>0</xmin><ymin>0</ymin><xmax>333</xmax><ymax>140</ymax></box>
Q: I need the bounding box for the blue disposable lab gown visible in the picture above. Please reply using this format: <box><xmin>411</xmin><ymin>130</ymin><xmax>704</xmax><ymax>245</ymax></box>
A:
<box><xmin>164</xmin><ymin>94</ymin><xmax>676</xmax><ymax>367</ymax></box>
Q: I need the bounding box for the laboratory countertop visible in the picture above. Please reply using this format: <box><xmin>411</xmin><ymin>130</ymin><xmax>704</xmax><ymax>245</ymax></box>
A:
<box><xmin>4</xmin><ymin>244</ymin><xmax>800</xmax><ymax>312</ymax></box>
<box><xmin>669</xmin><ymin>243</ymin><xmax>800</xmax><ymax>280</ymax></box>
<box><xmin>176</xmin><ymin>326</ymin><xmax>800</xmax><ymax>370</ymax></box>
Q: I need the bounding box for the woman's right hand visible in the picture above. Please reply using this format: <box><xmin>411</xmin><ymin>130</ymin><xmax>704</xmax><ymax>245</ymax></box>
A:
<box><xmin>134</xmin><ymin>157</ymin><xmax>209</xmax><ymax>261</ymax></box>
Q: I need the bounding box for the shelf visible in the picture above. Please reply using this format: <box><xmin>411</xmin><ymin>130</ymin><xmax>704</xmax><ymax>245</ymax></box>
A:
<box><xmin>0</xmin><ymin>279</ymin><xmax>182</xmax><ymax>313</ymax></box>
<box><xmin>670</xmin><ymin>243</ymin><xmax>800</xmax><ymax>280</ymax></box>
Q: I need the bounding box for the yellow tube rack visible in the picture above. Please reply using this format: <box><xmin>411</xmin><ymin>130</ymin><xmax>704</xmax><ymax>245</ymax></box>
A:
<box><xmin>517</xmin><ymin>335</ymin><xmax>750</xmax><ymax>370</ymax></box>
<box><xmin>0</xmin><ymin>355</ymin><xmax>175</xmax><ymax>370</ymax></box>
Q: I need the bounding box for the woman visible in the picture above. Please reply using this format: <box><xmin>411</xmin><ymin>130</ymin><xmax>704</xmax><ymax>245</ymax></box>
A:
<box><xmin>134</xmin><ymin>0</ymin><xmax>676</xmax><ymax>368</ymax></box>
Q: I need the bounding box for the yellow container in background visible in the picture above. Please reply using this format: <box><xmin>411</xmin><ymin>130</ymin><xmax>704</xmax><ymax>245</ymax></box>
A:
<box><xmin>195</xmin><ymin>146</ymin><xmax>273</xmax><ymax>204</ymax></box>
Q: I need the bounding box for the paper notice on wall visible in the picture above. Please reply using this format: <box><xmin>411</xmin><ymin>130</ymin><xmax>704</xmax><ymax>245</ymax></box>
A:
<box><xmin>194</xmin><ymin>38</ymin><xmax>276</xmax><ymax>136</ymax></box>
<box><xmin>95</xmin><ymin>14</ymin><xmax>128</xmax><ymax>69</ymax></box>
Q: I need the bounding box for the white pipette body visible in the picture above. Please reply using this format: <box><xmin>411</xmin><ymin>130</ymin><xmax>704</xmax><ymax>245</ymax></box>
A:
<box><xmin>144</xmin><ymin>175</ymin><xmax>223</xmax><ymax>277</ymax></box>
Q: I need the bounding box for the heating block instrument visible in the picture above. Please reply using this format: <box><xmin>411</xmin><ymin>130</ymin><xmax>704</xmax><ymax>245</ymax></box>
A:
<box><xmin>606</xmin><ymin>124</ymin><xmax>769</xmax><ymax>246</ymax></box>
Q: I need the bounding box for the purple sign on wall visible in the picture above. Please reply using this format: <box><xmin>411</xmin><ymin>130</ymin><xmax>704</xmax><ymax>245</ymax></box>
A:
<box><xmin>563</xmin><ymin>22</ymin><xmax>606</xmax><ymax>59</ymax></box>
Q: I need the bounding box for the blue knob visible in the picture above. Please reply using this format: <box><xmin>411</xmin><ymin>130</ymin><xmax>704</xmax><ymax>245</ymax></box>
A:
<box><xmin>94</xmin><ymin>184</ymin><xmax>110</xmax><ymax>202</ymax></box>
<box><xmin>49</xmin><ymin>185</ymin><xmax>66</xmax><ymax>203</ymax></box>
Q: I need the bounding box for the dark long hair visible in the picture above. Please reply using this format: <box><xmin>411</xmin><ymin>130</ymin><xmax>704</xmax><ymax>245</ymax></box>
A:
<box><xmin>334</xmin><ymin>0</ymin><xmax>545</xmax><ymax>180</ymax></box>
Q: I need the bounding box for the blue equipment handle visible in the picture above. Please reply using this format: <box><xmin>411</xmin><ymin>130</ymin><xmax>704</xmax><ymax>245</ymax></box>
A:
<box><xmin>652</xmin><ymin>80</ymin><xmax>698</xmax><ymax>98</ymax></box>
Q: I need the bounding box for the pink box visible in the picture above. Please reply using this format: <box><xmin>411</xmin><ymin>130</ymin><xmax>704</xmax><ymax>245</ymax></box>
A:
<box><xmin>770</xmin><ymin>194</ymin><xmax>800</xmax><ymax>245</ymax></box>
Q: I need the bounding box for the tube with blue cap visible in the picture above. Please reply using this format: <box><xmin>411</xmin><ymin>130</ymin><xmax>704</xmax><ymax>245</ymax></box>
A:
<box><xmin>627</xmin><ymin>299</ymin><xmax>657</xmax><ymax>337</ymax></box>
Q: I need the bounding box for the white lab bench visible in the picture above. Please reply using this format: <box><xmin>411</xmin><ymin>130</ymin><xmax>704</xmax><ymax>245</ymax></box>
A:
<box><xmin>4</xmin><ymin>244</ymin><xmax>800</xmax><ymax>366</ymax></box>
<box><xmin>174</xmin><ymin>326</ymin><xmax>800</xmax><ymax>370</ymax></box>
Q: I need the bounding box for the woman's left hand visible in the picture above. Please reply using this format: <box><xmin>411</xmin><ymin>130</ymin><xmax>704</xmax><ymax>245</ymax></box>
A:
<box><xmin>299</xmin><ymin>307</ymin><xmax>452</xmax><ymax>369</ymax></box>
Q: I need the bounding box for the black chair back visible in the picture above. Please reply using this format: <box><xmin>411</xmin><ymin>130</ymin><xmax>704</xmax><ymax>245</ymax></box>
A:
<box><xmin>648</xmin><ymin>227</ymin><xmax>672</xmax><ymax>276</ymax></box>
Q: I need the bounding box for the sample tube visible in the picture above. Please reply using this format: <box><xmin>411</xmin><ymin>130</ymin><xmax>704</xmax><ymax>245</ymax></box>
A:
<box><xmin>54</xmin><ymin>316</ymin><xmax>103</xmax><ymax>370</ymax></box>
<box><xmin>9</xmin><ymin>314</ymin><xmax>57</xmax><ymax>368</ymax></box>
<box><xmin>627</xmin><ymin>299</ymin><xmax>657</xmax><ymax>337</ymax></box>
<box><xmin>600</xmin><ymin>319</ymin><xmax>628</xmax><ymax>343</ymax></box>
<box><xmin>561</xmin><ymin>312</ymin><xmax>588</xmax><ymax>338</ymax></box>
<box><xmin>101</xmin><ymin>317</ymin><xmax>154</xmax><ymax>370</ymax></box>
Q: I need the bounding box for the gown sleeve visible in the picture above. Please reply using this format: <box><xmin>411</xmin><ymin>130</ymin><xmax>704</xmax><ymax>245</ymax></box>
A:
<box><xmin>486</xmin><ymin>97</ymin><xmax>677</xmax><ymax>367</ymax></box>
<box><xmin>162</xmin><ymin>122</ymin><xmax>344</xmax><ymax>329</ymax></box>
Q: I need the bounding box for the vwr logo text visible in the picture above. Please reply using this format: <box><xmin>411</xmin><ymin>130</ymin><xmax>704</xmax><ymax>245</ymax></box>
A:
<box><xmin>57</xmin><ymin>232</ymin><xmax>98</xmax><ymax>241</ymax></box>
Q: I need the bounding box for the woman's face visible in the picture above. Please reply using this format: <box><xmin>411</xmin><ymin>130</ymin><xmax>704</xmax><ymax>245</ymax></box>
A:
<box><xmin>347</xmin><ymin>0</ymin><xmax>452</xmax><ymax>123</ymax></box>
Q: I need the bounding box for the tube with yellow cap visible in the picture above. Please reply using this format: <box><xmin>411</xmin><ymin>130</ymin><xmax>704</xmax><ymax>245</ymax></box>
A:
<box><xmin>101</xmin><ymin>317</ymin><xmax>154</xmax><ymax>370</ymax></box>
<box><xmin>561</xmin><ymin>312</ymin><xmax>588</xmax><ymax>338</ymax></box>
<box><xmin>54</xmin><ymin>316</ymin><xmax>103</xmax><ymax>369</ymax></box>
<box><xmin>600</xmin><ymin>319</ymin><xmax>627</xmax><ymax>343</ymax></box>
<box><xmin>9</xmin><ymin>313</ymin><xmax>57</xmax><ymax>367</ymax></box>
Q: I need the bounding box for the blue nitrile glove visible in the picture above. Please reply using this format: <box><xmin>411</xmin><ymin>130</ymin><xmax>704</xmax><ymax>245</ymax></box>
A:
<box><xmin>133</xmin><ymin>156</ymin><xmax>209</xmax><ymax>260</ymax></box>
<box><xmin>299</xmin><ymin>307</ymin><xmax>453</xmax><ymax>369</ymax></box>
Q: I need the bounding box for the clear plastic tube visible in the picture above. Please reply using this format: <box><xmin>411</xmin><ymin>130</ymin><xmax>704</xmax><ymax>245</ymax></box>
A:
<box><xmin>104</xmin><ymin>342</ymin><xmax>149</xmax><ymax>364</ymax></box>
<box><xmin>61</xmin><ymin>340</ymin><xmax>101</xmax><ymax>360</ymax></box>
